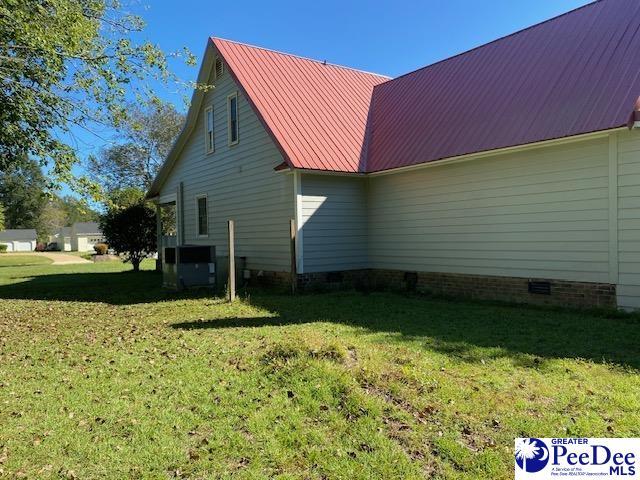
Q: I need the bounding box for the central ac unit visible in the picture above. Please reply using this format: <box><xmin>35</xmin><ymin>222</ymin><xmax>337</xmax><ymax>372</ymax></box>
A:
<box><xmin>163</xmin><ymin>245</ymin><xmax>216</xmax><ymax>290</ymax></box>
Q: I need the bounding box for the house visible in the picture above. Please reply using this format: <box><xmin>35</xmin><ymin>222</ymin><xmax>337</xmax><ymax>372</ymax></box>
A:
<box><xmin>50</xmin><ymin>227</ymin><xmax>72</xmax><ymax>251</ymax></box>
<box><xmin>69</xmin><ymin>222</ymin><xmax>104</xmax><ymax>252</ymax></box>
<box><xmin>147</xmin><ymin>0</ymin><xmax>640</xmax><ymax>310</ymax></box>
<box><xmin>50</xmin><ymin>222</ymin><xmax>104</xmax><ymax>252</ymax></box>
<box><xmin>0</xmin><ymin>229</ymin><xmax>37</xmax><ymax>252</ymax></box>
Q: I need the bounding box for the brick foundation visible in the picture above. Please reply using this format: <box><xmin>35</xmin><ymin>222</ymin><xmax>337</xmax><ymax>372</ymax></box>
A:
<box><xmin>246</xmin><ymin>270</ymin><xmax>293</xmax><ymax>289</ymax></box>
<box><xmin>297</xmin><ymin>270</ymin><xmax>369</xmax><ymax>290</ymax></box>
<box><xmin>297</xmin><ymin>269</ymin><xmax>616</xmax><ymax>309</ymax></box>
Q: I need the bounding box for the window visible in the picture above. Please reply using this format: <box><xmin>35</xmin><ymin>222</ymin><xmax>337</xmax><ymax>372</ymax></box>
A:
<box><xmin>227</xmin><ymin>93</ymin><xmax>238</xmax><ymax>145</ymax></box>
<box><xmin>204</xmin><ymin>105</ymin><xmax>214</xmax><ymax>154</ymax></box>
<box><xmin>196</xmin><ymin>195</ymin><xmax>208</xmax><ymax>236</ymax></box>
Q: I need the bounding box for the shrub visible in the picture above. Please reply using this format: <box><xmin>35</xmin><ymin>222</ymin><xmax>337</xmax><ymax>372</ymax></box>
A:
<box><xmin>0</xmin><ymin>244</ymin><xmax>7</xmax><ymax>253</ymax></box>
<box><xmin>93</xmin><ymin>243</ymin><xmax>108</xmax><ymax>255</ymax></box>
<box><xmin>35</xmin><ymin>242</ymin><xmax>46</xmax><ymax>252</ymax></box>
<box><xmin>100</xmin><ymin>202</ymin><xmax>156</xmax><ymax>271</ymax></box>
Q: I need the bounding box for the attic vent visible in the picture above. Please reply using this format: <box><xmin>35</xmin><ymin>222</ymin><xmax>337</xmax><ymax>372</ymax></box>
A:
<box><xmin>215</xmin><ymin>57</ymin><xmax>224</xmax><ymax>79</ymax></box>
<box><xmin>528</xmin><ymin>280</ymin><xmax>551</xmax><ymax>295</ymax></box>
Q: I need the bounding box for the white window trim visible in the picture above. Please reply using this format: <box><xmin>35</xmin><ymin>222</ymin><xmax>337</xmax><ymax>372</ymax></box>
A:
<box><xmin>227</xmin><ymin>92</ymin><xmax>239</xmax><ymax>146</ymax></box>
<box><xmin>195</xmin><ymin>194</ymin><xmax>209</xmax><ymax>238</ymax></box>
<box><xmin>204</xmin><ymin>105</ymin><xmax>214</xmax><ymax>155</ymax></box>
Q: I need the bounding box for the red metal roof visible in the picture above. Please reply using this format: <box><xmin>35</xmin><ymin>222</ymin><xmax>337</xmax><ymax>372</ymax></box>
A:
<box><xmin>212</xmin><ymin>38</ymin><xmax>389</xmax><ymax>172</ymax></box>
<box><xmin>213</xmin><ymin>0</ymin><xmax>640</xmax><ymax>174</ymax></box>
<box><xmin>364</xmin><ymin>0</ymin><xmax>640</xmax><ymax>172</ymax></box>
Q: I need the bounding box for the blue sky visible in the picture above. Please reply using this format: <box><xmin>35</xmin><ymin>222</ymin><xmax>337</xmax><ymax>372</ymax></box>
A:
<box><xmin>62</xmin><ymin>0</ymin><xmax>590</xmax><ymax>196</ymax></box>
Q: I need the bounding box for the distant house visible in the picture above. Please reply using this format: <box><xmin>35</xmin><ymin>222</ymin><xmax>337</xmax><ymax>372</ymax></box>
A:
<box><xmin>50</xmin><ymin>222</ymin><xmax>104</xmax><ymax>252</ymax></box>
<box><xmin>0</xmin><ymin>229</ymin><xmax>37</xmax><ymax>252</ymax></box>
<box><xmin>147</xmin><ymin>0</ymin><xmax>640</xmax><ymax>310</ymax></box>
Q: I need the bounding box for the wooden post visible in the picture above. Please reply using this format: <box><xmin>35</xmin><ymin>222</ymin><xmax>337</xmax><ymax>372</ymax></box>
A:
<box><xmin>290</xmin><ymin>218</ymin><xmax>297</xmax><ymax>294</ymax></box>
<box><xmin>177</xmin><ymin>183</ymin><xmax>184</xmax><ymax>246</ymax></box>
<box><xmin>228</xmin><ymin>220</ymin><xmax>236</xmax><ymax>302</ymax></box>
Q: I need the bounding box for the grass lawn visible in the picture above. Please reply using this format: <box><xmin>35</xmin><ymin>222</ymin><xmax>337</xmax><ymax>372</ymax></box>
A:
<box><xmin>0</xmin><ymin>259</ymin><xmax>639</xmax><ymax>478</ymax></box>
<box><xmin>64</xmin><ymin>251</ymin><xmax>102</xmax><ymax>260</ymax></box>
<box><xmin>0</xmin><ymin>254</ymin><xmax>53</xmax><ymax>267</ymax></box>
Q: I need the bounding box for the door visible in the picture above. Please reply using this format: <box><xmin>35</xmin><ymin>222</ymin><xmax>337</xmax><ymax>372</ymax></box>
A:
<box><xmin>13</xmin><ymin>241</ymin><xmax>32</xmax><ymax>252</ymax></box>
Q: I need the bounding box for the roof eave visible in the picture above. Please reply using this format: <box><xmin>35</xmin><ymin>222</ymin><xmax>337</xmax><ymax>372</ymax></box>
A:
<box><xmin>146</xmin><ymin>40</ymin><xmax>217</xmax><ymax>199</ymax></box>
<box><xmin>368</xmin><ymin>126</ymin><xmax>627</xmax><ymax>177</ymax></box>
<box><xmin>212</xmin><ymin>38</ymin><xmax>297</xmax><ymax>171</ymax></box>
<box><xmin>146</xmin><ymin>38</ymin><xmax>300</xmax><ymax>199</ymax></box>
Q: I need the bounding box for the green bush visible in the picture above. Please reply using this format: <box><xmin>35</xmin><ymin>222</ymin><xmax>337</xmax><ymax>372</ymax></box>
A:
<box><xmin>93</xmin><ymin>243</ymin><xmax>108</xmax><ymax>255</ymax></box>
<box><xmin>100</xmin><ymin>203</ymin><xmax>156</xmax><ymax>271</ymax></box>
<box><xmin>0</xmin><ymin>244</ymin><xmax>7</xmax><ymax>253</ymax></box>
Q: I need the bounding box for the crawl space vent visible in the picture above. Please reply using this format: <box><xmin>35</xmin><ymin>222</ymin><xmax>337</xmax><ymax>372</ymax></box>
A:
<box><xmin>528</xmin><ymin>280</ymin><xmax>551</xmax><ymax>295</ymax></box>
<box><xmin>326</xmin><ymin>271</ymin><xmax>343</xmax><ymax>283</ymax></box>
<box><xmin>404</xmin><ymin>272</ymin><xmax>418</xmax><ymax>291</ymax></box>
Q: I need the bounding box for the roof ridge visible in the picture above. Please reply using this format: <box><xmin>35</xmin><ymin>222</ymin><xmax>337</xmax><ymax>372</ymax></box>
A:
<box><xmin>211</xmin><ymin>36</ymin><xmax>392</xmax><ymax>80</ymax></box>
<box><xmin>380</xmin><ymin>0</ymin><xmax>602</xmax><ymax>86</ymax></box>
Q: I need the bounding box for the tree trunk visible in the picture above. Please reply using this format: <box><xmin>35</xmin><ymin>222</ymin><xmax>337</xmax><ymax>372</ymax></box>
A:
<box><xmin>132</xmin><ymin>258</ymin><xmax>140</xmax><ymax>272</ymax></box>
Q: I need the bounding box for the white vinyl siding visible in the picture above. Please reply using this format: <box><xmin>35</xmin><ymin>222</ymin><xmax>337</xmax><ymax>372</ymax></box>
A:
<box><xmin>616</xmin><ymin>129</ymin><xmax>640</xmax><ymax>309</ymax></box>
<box><xmin>367</xmin><ymin>137</ymin><xmax>611</xmax><ymax>283</ymax></box>
<box><xmin>159</xmin><ymin>62</ymin><xmax>293</xmax><ymax>272</ymax></box>
<box><xmin>159</xmin><ymin>59</ymin><xmax>640</xmax><ymax>309</ymax></box>
<box><xmin>300</xmin><ymin>175</ymin><xmax>368</xmax><ymax>272</ymax></box>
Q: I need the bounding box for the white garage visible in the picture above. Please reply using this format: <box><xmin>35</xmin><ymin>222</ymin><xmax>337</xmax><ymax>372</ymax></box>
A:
<box><xmin>0</xmin><ymin>229</ymin><xmax>37</xmax><ymax>252</ymax></box>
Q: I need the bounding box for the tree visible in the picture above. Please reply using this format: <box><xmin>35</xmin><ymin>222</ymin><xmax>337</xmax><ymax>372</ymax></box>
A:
<box><xmin>0</xmin><ymin>158</ymin><xmax>48</xmax><ymax>235</ymax></box>
<box><xmin>87</xmin><ymin>102</ymin><xmax>184</xmax><ymax>192</ymax></box>
<box><xmin>38</xmin><ymin>195</ymin><xmax>98</xmax><ymax>239</ymax></box>
<box><xmin>0</xmin><ymin>158</ymin><xmax>100</xmax><ymax>240</ymax></box>
<box><xmin>3</xmin><ymin>188</ymin><xmax>100</xmax><ymax>241</ymax></box>
<box><xmin>0</xmin><ymin>204</ymin><xmax>4</xmax><ymax>231</ymax></box>
<box><xmin>0</xmin><ymin>0</ymin><xmax>197</xmax><ymax>191</ymax></box>
<box><xmin>100</xmin><ymin>202</ymin><xmax>156</xmax><ymax>271</ymax></box>
<box><xmin>105</xmin><ymin>187</ymin><xmax>146</xmax><ymax>210</ymax></box>
<box><xmin>58</xmin><ymin>195</ymin><xmax>99</xmax><ymax>224</ymax></box>
<box><xmin>39</xmin><ymin>200</ymin><xmax>68</xmax><ymax>240</ymax></box>
<box><xmin>103</xmin><ymin>187</ymin><xmax>176</xmax><ymax>236</ymax></box>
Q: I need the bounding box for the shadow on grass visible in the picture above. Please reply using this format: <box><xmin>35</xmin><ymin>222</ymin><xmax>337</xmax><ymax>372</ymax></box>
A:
<box><xmin>172</xmin><ymin>293</ymin><xmax>640</xmax><ymax>370</ymax></box>
<box><xmin>0</xmin><ymin>270</ymin><xmax>213</xmax><ymax>305</ymax></box>
<box><xmin>2</xmin><ymin>267</ymin><xmax>639</xmax><ymax>369</ymax></box>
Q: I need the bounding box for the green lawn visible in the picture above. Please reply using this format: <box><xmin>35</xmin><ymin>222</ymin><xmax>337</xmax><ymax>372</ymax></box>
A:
<box><xmin>0</xmin><ymin>259</ymin><xmax>638</xmax><ymax>479</ymax></box>
<box><xmin>0</xmin><ymin>254</ymin><xmax>53</xmax><ymax>267</ymax></box>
